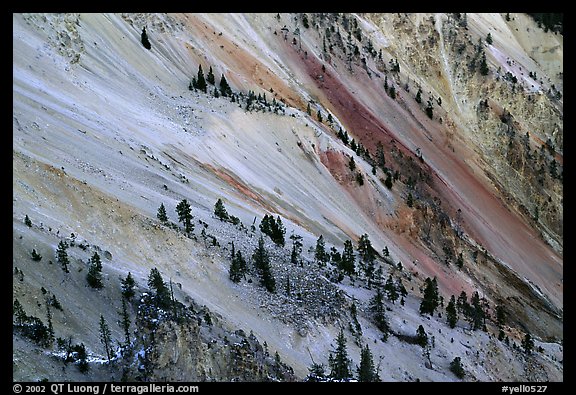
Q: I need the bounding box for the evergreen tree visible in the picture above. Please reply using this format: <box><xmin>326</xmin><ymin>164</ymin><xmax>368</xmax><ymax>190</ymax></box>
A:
<box><xmin>157</xmin><ymin>203</ymin><xmax>168</xmax><ymax>223</ymax></box>
<box><xmin>340</xmin><ymin>240</ymin><xmax>356</xmax><ymax>276</ymax></box>
<box><xmin>425</xmin><ymin>99</ymin><xmax>434</xmax><ymax>119</ymax></box>
<box><xmin>450</xmin><ymin>357</ymin><xmax>465</xmax><ymax>379</ymax></box>
<box><xmin>307</xmin><ymin>362</ymin><xmax>327</xmax><ymax>382</ymax></box>
<box><xmin>121</xmin><ymin>272</ymin><xmax>136</xmax><ymax>300</ymax></box>
<box><xmin>315</xmin><ymin>235</ymin><xmax>329</xmax><ymax>267</ymax></box>
<box><xmin>329</xmin><ymin>329</ymin><xmax>353</xmax><ymax>381</ymax></box>
<box><xmin>469</xmin><ymin>291</ymin><xmax>485</xmax><ymax>330</ymax></box>
<box><xmin>99</xmin><ymin>315</ymin><xmax>113</xmax><ymax>364</ymax></box>
<box><xmin>406</xmin><ymin>192</ymin><xmax>414</xmax><ymax>208</ymax></box>
<box><xmin>86</xmin><ymin>252</ymin><xmax>104</xmax><ymax>289</ymax></box>
<box><xmin>415</xmin><ymin>88</ymin><xmax>422</xmax><ymax>104</ymax></box>
<box><xmin>56</xmin><ymin>240</ymin><xmax>70</xmax><ymax>273</ymax></box>
<box><xmin>175</xmin><ymin>199</ymin><xmax>194</xmax><ymax>233</ymax></box>
<box><xmin>486</xmin><ymin>32</ymin><xmax>493</xmax><ymax>45</ymax></box>
<box><xmin>369</xmin><ymin>288</ymin><xmax>390</xmax><ymax>340</ymax></box>
<box><xmin>348</xmin><ymin>156</ymin><xmax>356</xmax><ymax>172</ymax></box>
<box><xmin>384</xmin><ymin>172</ymin><xmax>393</xmax><ymax>189</ymax></box>
<box><xmin>206</xmin><ymin>66</ymin><xmax>215</xmax><ymax>85</ymax></box>
<box><xmin>45</xmin><ymin>302</ymin><xmax>55</xmax><ymax>345</ymax></box>
<box><xmin>496</xmin><ymin>305</ymin><xmax>506</xmax><ymax>328</ymax></box>
<box><xmin>229</xmin><ymin>243</ymin><xmax>247</xmax><ymax>283</ymax></box>
<box><xmin>31</xmin><ymin>249</ymin><xmax>42</xmax><ymax>262</ymax></box>
<box><xmin>306</xmin><ymin>102</ymin><xmax>312</xmax><ymax>116</ymax></box>
<box><xmin>384</xmin><ymin>274</ymin><xmax>399</xmax><ymax>303</ymax></box>
<box><xmin>456</xmin><ymin>252</ymin><xmax>464</xmax><ymax>269</ymax></box>
<box><xmin>252</xmin><ymin>236</ymin><xmax>276</xmax><ymax>293</ymax></box>
<box><xmin>219</xmin><ymin>74</ymin><xmax>232</xmax><ymax>97</ymax></box>
<box><xmin>350</xmin><ymin>301</ymin><xmax>362</xmax><ymax>337</ymax></box>
<box><xmin>214</xmin><ymin>198</ymin><xmax>230</xmax><ymax>221</ymax></box>
<box><xmin>357</xmin><ymin>344</ymin><xmax>379</xmax><ymax>382</ymax></box>
<box><xmin>273</xmin><ymin>216</ymin><xmax>286</xmax><ymax>247</ymax></box>
<box><xmin>24</xmin><ymin>214</ymin><xmax>32</xmax><ymax>227</ymax></box>
<box><xmin>75</xmin><ymin>343</ymin><xmax>90</xmax><ymax>373</ymax></box>
<box><xmin>13</xmin><ymin>299</ymin><xmax>28</xmax><ymax>326</ymax></box>
<box><xmin>357</xmin><ymin>234</ymin><xmax>375</xmax><ymax>264</ymax></box>
<box><xmin>479</xmin><ymin>51</ymin><xmax>489</xmax><ymax>76</ymax></box>
<box><xmin>196</xmin><ymin>65</ymin><xmax>207</xmax><ymax>93</ymax></box>
<box><xmin>376</xmin><ymin>142</ymin><xmax>386</xmax><ymax>169</ymax></box>
<box><xmin>317</xmin><ymin>109</ymin><xmax>323</xmax><ymax>123</ymax></box>
<box><xmin>416</xmin><ymin>324</ymin><xmax>428</xmax><ymax>347</ymax></box>
<box><xmin>289</xmin><ymin>233</ymin><xmax>303</xmax><ymax>265</ymax></box>
<box><xmin>141</xmin><ymin>27</ymin><xmax>151</xmax><ymax>50</ymax></box>
<box><xmin>446</xmin><ymin>295</ymin><xmax>458</xmax><ymax>328</ymax></box>
<box><xmin>419</xmin><ymin>277</ymin><xmax>440</xmax><ymax>315</ymax></box>
<box><xmin>521</xmin><ymin>332</ymin><xmax>534</xmax><ymax>354</ymax></box>
<box><xmin>147</xmin><ymin>267</ymin><xmax>171</xmax><ymax>309</ymax></box>
<box><xmin>120</xmin><ymin>298</ymin><xmax>131</xmax><ymax>347</ymax></box>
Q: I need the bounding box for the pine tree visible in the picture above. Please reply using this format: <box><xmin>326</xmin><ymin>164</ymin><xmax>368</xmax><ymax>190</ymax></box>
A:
<box><xmin>214</xmin><ymin>198</ymin><xmax>229</xmax><ymax>221</ymax></box>
<box><xmin>56</xmin><ymin>240</ymin><xmax>70</xmax><ymax>273</ymax></box>
<box><xmin>289</xmin><ymin>233</ymin><xmax>303</xmax><ymax>265</ymax></box>
<box><xmin>99</xmin><ymin>315</ymin><xmax>113</xmax><ymax>364</ymax></box>
<box><xmin>75</xmin><ymin>343</ymin><xmax>90</xmax><ymax>373</ymax></box>
<box><xmin>157</xmin><ymin>203</ymin><xmax>168</xmax><ymax>223</ymax></box>
<box><xmin>350</xmin><ymin>301</ymin><xmax>362</xmax><ymax>337</ymax></box>
<box><xmin>307</xmin><ymin>361</ymin><xmax>327</xmax><ymax>382</ymax></box>
<box><xmin>329</xmin><ymin>329</ymin><xmax>353</xmax><ymax>381</ymax></box>
<box><xmin>196</xmin><ymin>65</ymin><xmax>207</xmax><ymax>93</ymax></box>
<box><xmin>425</xmin><ymin>99</ymin><xmax>434</xmax><ymax>119</ymax></box>
<box><xmin>120</xmin><ymin>298</ymin><xmax>131</xmax><ymax>347</ymax></box>
<box><xmin>24</xmin><ymin>214</ymin><xmax>32</xmax><ymax>227</ymax></box>
<box><xmin>273</xmin><ymin>216</ymin><xmax>286</xmax><ymax>247</ymax></box>
<box><xmin>45</xmin><ymin>302</ymin><xmax>55</xmax><ymax>345</ymax></box>
<box><xmin>450</xmin><ymin>357</ymin><xmax>465</xmax><ymax>379</ymax></box>
<box><xmin>86</xmin><ymin>252</ymin><xmax>104</xmax><ymax>289</ymax></box>
<box><xmin>317</xmin><ymin>109</ymin><xmax>323</xmax><ymax>123</ymax></box>
<box><xmin>252</xmin><ymin>236</ymin><xmax>276</xmax><ymax>293</ymax></box>
<box><xmin>521</xmin><ymin>332</ymin><xmax>534</xmax><ymax>354</ymax></box>
<box><xmin>486</xmin><ymin>32</ymin><xmax>493</xmax><ymax>45</ymax></box>
<box><xmin>415</xmin><ymin>88</ymin><xmax>422</xmax><ymax>104</ymax></box>
<box><xmin>479</xmin><ymin>51</ymin><xmax>489</xmax><ymax>76</ymax></box>
<box><xmin>348</xmin><ymin>156</ymin><xmax>356</xmax><ymax>172</ymax></box>
<box><xmin>456</xmin><ymin>252</ymin><xmax>464</xmax><ymax>269</ymax></box>
<box><xmin>306</xmin><ymin>102</ymin><xmax>312</xmax><ymax>116</ymax></box>
<box><xmin>406</xmin><ymin>192</ymin><xmax>414</xmax><ymax>208</ymax></box>
<box><xmin>416</xmin><ymin>325</ymin><xmax>428</xmax><ymax>347</ymax></box>
<box><xmin>315</xmin><ymin>235</ymin><xmax>329</xmax><ymax>267</ymax></box>
<box><xmin>496</xmin><ymin>305</ymin><xmax>506</xmax><ymax>328</ymax></box>
<box><xmin>384</xmin><ymin>274</ymin><xmax>399</xmax><ymax>303</ymax></box>
<box><xmin>206</xmin><ymin>66</ymin><xmax>215</xmax><ymax>85</ymax></box>
<box><xmin>229</xmin><ymin>243</ymin><xmax>246</xmax><ymax>283</ymax></box>
<box><xmin>148</xmin><ymin>267</ymin><xmax>171</xmax><ymax>309</ymax></box>
<box><xmin>469</xmin><ymin>291</ymin><xmax>485</xmax><ymax>330</ymax></box>
<box><xmin>31</xmin><ymin>249</ymin><xmax>42</xmax><ymax>261</ymax></box>
<box><xmin>369</xmin><ymin>288</ymin><xmax>390</xmax><ymax>340</ymax></box>
<box><xmin>419</xmin><ymin>277</ymin><xmax>439</xmax><ymax>315</ymax></box>
<box><xmin>175</xmin><ymin>199</ymin><xmax>194</xmax><ymax>233</ymax></box>
<box><xmin>384</xmin><ymin>172</ymin><xmax>393</xmax><ymax>189</ymax></box>
<box><xmin>141</xmin><ymin>27</ymin><xmax>151</xmax><ymax>50</ymax></box>
<box><xmin>446</xmin><ymin>295</ymin><xmax>458</xmax><ymax>328</ymax></box>
<box><xmin>219</xmin><ymin>74</ymin><xmax>232</xmax><ymax>97</ymax></box>
<box><xmin>13</xmin><ymin>299</ymin><xmax>28</xmax><ymax>326</ymax></box>
<box><xmin>357</xmin><ymin>344</ymin><xmax>379</xmax><ymax>382</ymax></box>
<box><xmin>340</xmin><ymin>240</ymin><xmax>356</xmax><ymax>276</ymax></box>
<box><xmin>121</xmin><ymin>272</ymin><xmax>136</xmax><ymax>300</ymax></box>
